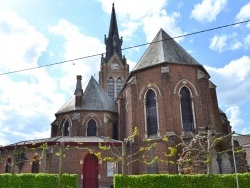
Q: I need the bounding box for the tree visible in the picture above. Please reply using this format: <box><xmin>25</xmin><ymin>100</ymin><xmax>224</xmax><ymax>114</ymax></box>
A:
<box><xmin>91</xmin><ymin>127</ymin><xmax>180</xmax><ymax>176</ymax></box>
<box><xmin>177</xmin><ymin>127</ymin><xmax>245</xmax><ymax>175</ymax></box>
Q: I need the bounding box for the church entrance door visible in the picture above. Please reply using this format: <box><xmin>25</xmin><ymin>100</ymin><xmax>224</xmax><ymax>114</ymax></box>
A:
<box><xmin>83</xmin><ymin>153</ymin><xmax>98</xmax><ymax>188</ymax></box>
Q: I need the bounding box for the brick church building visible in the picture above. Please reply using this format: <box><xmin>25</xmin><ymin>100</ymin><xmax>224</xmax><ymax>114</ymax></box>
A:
<box><xmin>0</xmin><ymin>4</ymin><xmax>247</xmax><ymax>188</ymax></box>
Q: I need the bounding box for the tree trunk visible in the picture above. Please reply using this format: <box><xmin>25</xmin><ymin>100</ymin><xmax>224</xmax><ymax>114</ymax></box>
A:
<box><xmin>11</xmin><ymin>144</ymin><xmax>17</xmax><ymax>174</ymax></box>
<box><xmin>207</xmin><ymin>129</ymin><xmax>212</xmax><ymax>175</ymax></box>
<box><xmin>58</xmin><ymin>142</ymin><xmax>64</xmax><ymax>188</ymax></box>
<box><xmin>122</xmin><ymin>141</ymin><xmax>127</xmax><ymax>176</ymax></box>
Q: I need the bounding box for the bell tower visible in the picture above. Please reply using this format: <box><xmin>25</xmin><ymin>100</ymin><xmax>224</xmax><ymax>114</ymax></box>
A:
<box><xmin>99</xmin><ymin>3</ymin><xmax>129</xmax><ymax>100</ymax></box>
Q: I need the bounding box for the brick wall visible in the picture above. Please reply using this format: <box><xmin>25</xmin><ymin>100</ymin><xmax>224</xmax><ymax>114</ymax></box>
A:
<box><xmin>0</xmin><ymin>144</ymin><xmax>122</xmax><ymax>188</ymax></box>
<box><xmin>119</xmin><ymin>62</ymin><xmax>225</xmax><ymax>174</ymax></box>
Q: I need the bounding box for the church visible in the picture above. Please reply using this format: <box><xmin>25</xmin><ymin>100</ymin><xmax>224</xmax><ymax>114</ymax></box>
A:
<box><xmin>0</xmin><ymin>4</ymin><xmax>247</xmax><ymax>188</ymax></box>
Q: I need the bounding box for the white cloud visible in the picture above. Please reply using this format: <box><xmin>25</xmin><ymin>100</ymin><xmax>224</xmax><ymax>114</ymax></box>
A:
<box><xmin>209</xmin><ymin>33</ymin><xmax>243</xmax><ymax>52</ymax></box>
<box><xmin>99</xmin><ymin>0</ymin><xmax>185</xmax><ymax>43</ymax></box>
<box><xmin>49</xmin><ymin>19</ymin><xmax>105</xmax><ymax>93</ymax></box>
<box><xmin>205</xmin><ymin>56</ymin><xmax>250</xmax><ymax>106</ymax></box>
<box><xmin>120</xmin><ymin>21</ymin><xmax>139</xmax><ymax>40</ymax></box>
<box><xmin>0</xmin><ymin>7</ymin><xmax>67</xmax><ymax>145</ymax></box>
<box><xmin>205</xmin><ymin>56</ymin><xmax>250</xmax><ymax>134</ymax></box>
<box><xmin>235</xmin><ymin>2</ymin><xmax>250</xmax><ymax>28</ymax></box>
<box><xmin>142</xmin><ymin>10</ymin><xmax>183</xmax><ymax>43</ymax></box>
<box><xmin>99</xmin><ymin>0</ymin><xmax>167</xmax><ymax>20</ymax></box>
<box><xmin>209</xmin><ymin>35</ymin><xmax>227</xmax><ymax>52</ymax></box>
<box><xmin>190</xmin><ymin>0</ymin><xmax>227</xmax><ymax>22</ymax></box>
<box><xmin>225</xmin><ymin>106</ymin><xmax>244</xmax><ymax>132</ymax></box>
<box><xmin>0</xmin><ymin>7</ymin><xmax>48</xmax><ymax>74</ymax></box>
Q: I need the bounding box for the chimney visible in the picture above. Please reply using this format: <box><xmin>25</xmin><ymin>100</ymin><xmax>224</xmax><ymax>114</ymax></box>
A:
<box><xmin>74</xmin><ymin>75</ymin><xmax>83</xmax><ymax>108</ymax></box>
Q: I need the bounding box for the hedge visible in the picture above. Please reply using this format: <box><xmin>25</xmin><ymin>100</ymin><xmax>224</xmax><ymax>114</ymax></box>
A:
<box><xmin>114</xmin><ymin>173</ymin><xmax>250</xmax><ymax>188</ymax></box>
<box><xmin>0</xmin><ymin>173</ymin><xmax>77</xmax><ymax>188</ymax></box>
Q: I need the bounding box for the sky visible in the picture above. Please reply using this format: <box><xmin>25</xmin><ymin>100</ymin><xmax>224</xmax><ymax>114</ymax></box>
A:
<box><xmin>0</xmin><ymin>0</ymin><xmax>250</xmax><ymax>146</ymax></box>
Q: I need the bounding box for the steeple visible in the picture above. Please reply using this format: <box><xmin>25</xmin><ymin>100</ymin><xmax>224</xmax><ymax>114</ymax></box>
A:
<box><xmin>104</xmin><ymin>3</ymin><xmax>123</xmax><ymax>62</ymax></box>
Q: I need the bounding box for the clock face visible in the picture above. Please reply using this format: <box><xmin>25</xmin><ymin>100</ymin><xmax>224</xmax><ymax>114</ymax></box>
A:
<box><xmin>112</xmin><ymin>63</ymin><xmax>120</xmax><ymax>69</ymax></box>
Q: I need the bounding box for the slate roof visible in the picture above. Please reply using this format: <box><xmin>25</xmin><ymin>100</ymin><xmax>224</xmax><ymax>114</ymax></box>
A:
<box><xmin>233</xmin><ymin>135</ymin><xmax>250</xmax><ymax>146</ymax></box>
<box><xmin>133</xmin><ymin>28</ymin><xmax>200</xmax><ymax>71</ymax></box>
<box><xmin>0</xmin><ymin>136</ymin><xmax>122</xmax><ymax>149</ymax></box>
<box><xmin>56</xmin><ymin>76</ymin><xmax>117</xmax><ymax>114</ymax></box>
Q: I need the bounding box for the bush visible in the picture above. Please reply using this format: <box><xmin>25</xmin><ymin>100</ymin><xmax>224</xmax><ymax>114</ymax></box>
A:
<box><xmin>114</xmin><ymin>173</ymin><xmax>250</xmax><ymax>188</ymax></box>
<box><xmin>0</xmin><ymin>173</ymin><xmax>77</xmax><ymax>188</ymax></box>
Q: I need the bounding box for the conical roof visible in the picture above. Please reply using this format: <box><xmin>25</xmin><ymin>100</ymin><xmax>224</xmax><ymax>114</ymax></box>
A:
<box><xmin>133</xmin><ymin>28</ymin><xmax>199</xmax><ymax>71</ymax></box>
<box><xmin>56</xmin><ymin>77</ymin><xmax>117</xmax><ymax>114</ymax></box>
<box><xmin>105</xmin><ymin>3</ymin><xmax>123</xmax><ymax>62</ymax></box>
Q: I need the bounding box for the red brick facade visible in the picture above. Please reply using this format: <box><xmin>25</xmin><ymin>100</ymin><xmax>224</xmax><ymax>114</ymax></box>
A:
<box><xmin>117</xmin><ymin>63</ymin><xmax>231</xmax><ymax>174</ymax></box>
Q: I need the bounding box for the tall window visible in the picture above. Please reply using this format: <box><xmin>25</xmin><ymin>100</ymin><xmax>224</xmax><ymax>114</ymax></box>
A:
<box><xmin>180</xmin><ymin>87</ymin><xmax>194</xmax><ymax>131</ymax></box>
<box><xmin>108</xmin><ymin>77</ymin><xmax>114</xmax><ymax>99</ymax></box>
<box><xmin>146</xmin><ymin>90</ymin><xmax>158</xmax><ymax>136</ymax></box>
<box><xmin>31</xmin><ymin>153</ymin><xmax>39</xmax><ymax>173</ymax></box>
<box><xmin>63</xmin><ymin>120</ymin><xmax>70</xmax><ymax>136</ymax></box>
<box><xmin>113</xmin><ymin>122</ymin><xmax>118</xmax><ymax>140</ymax></box>
<box><xmin>87</xmin><ymin>119</ymin><xmax>97</xmax><ymax>136</ymax></box>
<box><xmin>116</xmin><ymin>77</ymin><xmax>123</xmax><ymax>96</ymax></box>
<box><xmin>5</xmin><ymin>156</ymin><xmax>11</xmax><ymax>173</ymax></box>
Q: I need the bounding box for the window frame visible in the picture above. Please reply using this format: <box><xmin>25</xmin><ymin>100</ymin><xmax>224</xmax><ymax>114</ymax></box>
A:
<box><xmin>108</xmin><ymin>76</ymin><xmax>115</xmax><ymax>99</ymax></box>
<box><xmin>62</xmin><ymin>119</ymin><xmax>70</xmax><ymax>136</ymax></box>
<box><xmin>5</xmin><ymin>157</ymin><xmax>12</xmax><ymax>173</ymax></box>
<box><xmin>144</xmin><ymin>89</ymin><xmax>160</xmax><ymax>138</ymax></box>
<box><xmin>179</xmin><ymin>86</ymin><xmax>196</xmax><ymax>132</ymax></box>
<box><xmin>31</xmin><ymin>153</ymin><xmax>40</xmax><ymax>173</ymax></box>
<box><xmin>86</xmin><ymin>119</ymin><xmax>97</xmax><ymax>136</ymax></box>
<box><xmin>116</xmin><ymin>77</ymin><xmax>123</xmax><ymax>96</ymax></box>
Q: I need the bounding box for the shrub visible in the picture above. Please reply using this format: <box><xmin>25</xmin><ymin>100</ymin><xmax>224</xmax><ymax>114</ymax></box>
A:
<box><xmin>0</xmin><ymin>173</ymin><xmax>77</xmax><ymax>188</ymax></box>
<box><xmin>114</xmin><ymin>173</ymin><xmax>250</xmax><ymax>188</ymax></box>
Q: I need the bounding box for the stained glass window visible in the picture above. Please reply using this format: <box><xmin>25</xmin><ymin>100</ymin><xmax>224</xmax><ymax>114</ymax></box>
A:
<box><xmin>180</xmin><ymin>87</ymin><xmax>194</xmax><ymax>131</ymax></box>
<box><xmin>146</xmin><ymin>90</ymin><xmax>158</xmax><ymax>136</ymax></box>
<box><xmin>87</xmin><ymin>119</ymin><xmax>97</xmax><ymax>136</ymax></box>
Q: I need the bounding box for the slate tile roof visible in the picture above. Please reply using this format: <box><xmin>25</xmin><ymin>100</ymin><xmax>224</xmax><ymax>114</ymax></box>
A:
<box><xmin>133</xmin><ymin>28</ymin><xmax>199</xmax><ymax>71</ymax></box>
<box><xmin>0</xmin><ymin>136</ymin><xmax>122</xmax><ymax>150</ymax></box>
<box><xmin>56</xmin><ymin>76</ymin><xmax>117</xmax><ymax>114</ymax></box>
<box><xmin>234</xmin><ymin>135</ymin><xmax>250</xmax><ymax>146</ymax></box>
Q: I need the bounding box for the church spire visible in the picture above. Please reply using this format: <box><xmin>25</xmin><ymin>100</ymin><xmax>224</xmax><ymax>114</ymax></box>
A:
<box><xmin>104</xmin><ymin>3</ymin><xmax>123</xmax><ymax>62</ymax></box>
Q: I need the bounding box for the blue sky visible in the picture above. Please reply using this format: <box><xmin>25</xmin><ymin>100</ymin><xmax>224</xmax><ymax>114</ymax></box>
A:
<box><xmin>0</xmin><ymin>0</ymin><xmax>250</xmax><ymax>146</ymax></box>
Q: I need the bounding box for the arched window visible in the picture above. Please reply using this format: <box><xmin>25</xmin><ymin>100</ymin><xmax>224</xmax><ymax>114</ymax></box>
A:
<box><xmin>113</xmin><ymin>122</ymin><xmax>118</xmax><ymax>140</ymax></box>
<box><xmin>180</xmin><ymin>87</ymin><xmax>194</xmax><ymax>131</ymax></box>
<box><xmin>116</xmin><ymin>77</ymin><xmax>123</xmax><ymax>96</ymax></box>
<box><xmin>5</xmin><ymin>156</ymin><xmax>11</xmax><ymax>173</ymax></box>
<box><xmin>108</xmin><ymin>77</ymin><xmax>114</xmax><ymax>99</ymax></box>
<box><xmin>31</xmin><ymin>153</ymin><xmax>39</xmax><ymax>173</ymax></box>
<box><xmin>146</xmin><ymin>90</ymin><xmax>158</xmax><ymax>136</ymax></box>
<box><xmin>87</xmin><ymin>119</ymin><xmax>97</xmax><ymax>136</ymax></box>
<box><xmin>63</xmin><ymin>120</ymin><xmax>70</xmax><ymax>136</ymax></box>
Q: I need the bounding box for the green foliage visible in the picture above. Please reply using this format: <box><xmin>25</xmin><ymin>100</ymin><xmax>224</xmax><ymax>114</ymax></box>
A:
<box><xmin>162</xmin><ymin>135</ymin><xmax>169</xmax><ymax>142</ymax></box>
<box><xmin>165</xmin><ymin>147</ymin><xmax>177</xmax><ymax>157</ymax></box>
<box><xmin>61</xmin><ymin>174</ymin><xmax>78</xmax><ymax>188</ymax></box>
<box><xmin>114</xmin><ymin>173</ymin><xmax>250</xmax><ymax>188</ymax></box>
<box><xmin>0</xmin><ymin>173</ymin><xmax>77</xmax><ymax>188</ymax></box>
